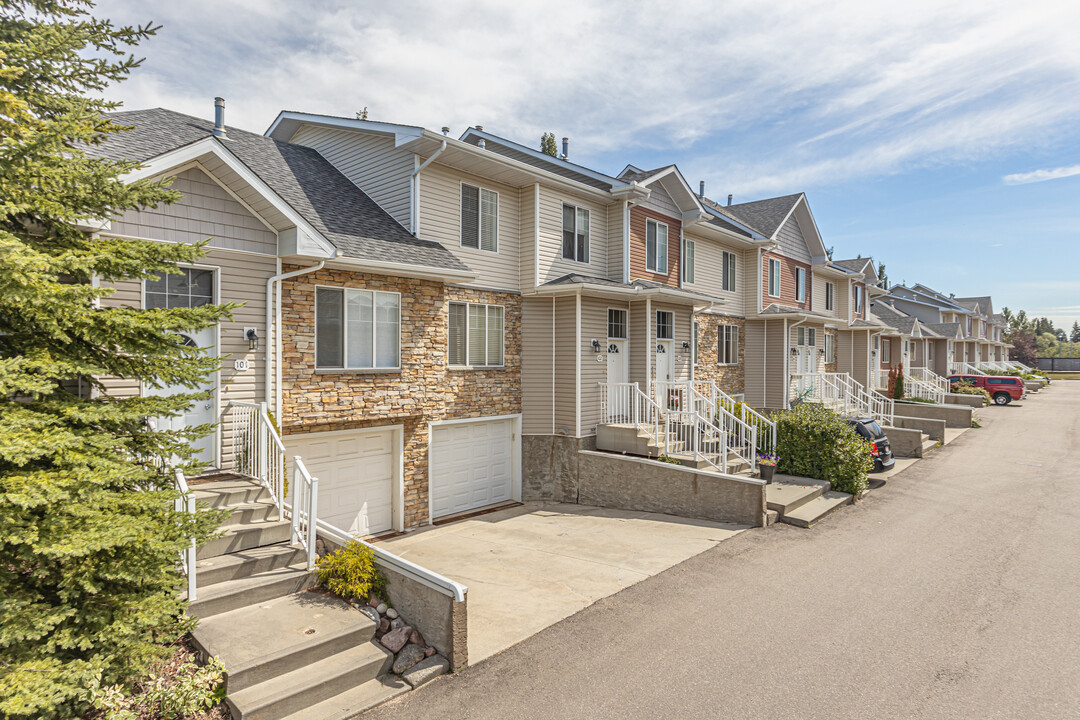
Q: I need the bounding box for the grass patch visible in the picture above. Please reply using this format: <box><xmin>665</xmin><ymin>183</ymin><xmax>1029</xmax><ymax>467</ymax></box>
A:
<box><xmin>1043</xmin><ymin>371</ymin><xmax>1080</xmax><ymax>380</ymax></box>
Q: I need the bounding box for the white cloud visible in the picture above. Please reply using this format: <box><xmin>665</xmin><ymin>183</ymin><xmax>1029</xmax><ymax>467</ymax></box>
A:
<box><xmin>1002</xmin><ymin>164</ymin><xmax>1080</xmax><ymax>185</ymax></box>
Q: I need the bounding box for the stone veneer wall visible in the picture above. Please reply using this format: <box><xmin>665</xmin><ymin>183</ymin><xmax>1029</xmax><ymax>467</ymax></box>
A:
<box><xmin>280</xmin><ymin>267</ymin><xmax>521</xmax><ymax>528</ymax></box>
<box><xmin>693</xmin><ymin>315</ymin><xmax>746</xmax><ymax>396</ymax></box>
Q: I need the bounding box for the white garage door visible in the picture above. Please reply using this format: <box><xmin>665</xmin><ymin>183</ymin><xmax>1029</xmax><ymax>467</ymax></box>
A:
<box><xmin>286</xmin><ymin>429</ymin><xmax>396</xmax><ymax>536</ymax></box>
<box><xmin>431</xmin><ymin>419</ymin><xmax>514</xmax><ymax>519</ymax></box>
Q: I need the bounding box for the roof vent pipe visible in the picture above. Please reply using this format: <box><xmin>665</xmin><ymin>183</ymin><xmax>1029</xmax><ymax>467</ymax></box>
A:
<box><xmin>476</xmin><ymin>125</ymin><xmax>485</xmax><ymax>149</ymax></box>
<box><xmin>442</xmin><ymin>126</ymin><xmax>449</xmax><ymax>136</ymax></box>
<box><xmin>212</xmin><ymin>97</ymin><xmax>227</xmax><ymax>138</ymax></box>
<box><xmin>699</xmin><ymin>180</ymin><xmax>705</xmax><ymax>199</ymax></box>
<box><xmin>562</xmin><ymin>137</ymin><xmax>569</xmax><ymax>160</ymax></box>
<box><xmin>727</xmin><ymin>193</ymin><xmax>733</xmax><ymax>206</ymax></box>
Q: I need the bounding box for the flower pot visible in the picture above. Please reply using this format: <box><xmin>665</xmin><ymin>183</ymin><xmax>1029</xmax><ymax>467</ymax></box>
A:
<box><xmin>759</xmin><ymin>464</ymin><xmax>776</xmax><ymax>483</ymax></box>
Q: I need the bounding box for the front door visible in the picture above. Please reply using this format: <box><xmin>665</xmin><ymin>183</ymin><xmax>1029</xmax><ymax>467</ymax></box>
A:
<box><xmin>655</xmin><ymin>340</ymin><xmax>674</xmax><ymax>406</ymax></box>
<box><xmin>606</xmin><ymin>339</ymin><xmax>628</xmax><ymax>419</ymax></box>
<box><xmin>146</xmin><ymin>326</ymin><xmax>217</xmax><ymax>464</ymax></box>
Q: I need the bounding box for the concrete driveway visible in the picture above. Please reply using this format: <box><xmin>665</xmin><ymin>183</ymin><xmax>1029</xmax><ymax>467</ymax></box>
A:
<box><xmin>377</xmin><ymin>503</ymin><xmax>747</xmax><ymax>662</ymax></box>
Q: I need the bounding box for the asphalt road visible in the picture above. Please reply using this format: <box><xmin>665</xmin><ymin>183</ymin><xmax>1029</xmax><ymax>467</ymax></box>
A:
<box><xmin>367</xmin><ymin>383</ymin><xmax>1080</xmax><ymax>720</ymax></box>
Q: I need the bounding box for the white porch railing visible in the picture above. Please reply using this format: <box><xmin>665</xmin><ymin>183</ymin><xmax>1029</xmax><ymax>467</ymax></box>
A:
<box><xmin>693</xmin><ymin>380</ymin><xmax>775</xmax><ymax>463</ymax></box>
<box><xmin>949</xmin><ymin>362</ymin><xmax>987</xmax><ymax>376</ymax></box>
<box><xmin>173</xmin><ymin>468</ymin><xmax>198</xmax><ymax>602</ymax></box>
<box><xmin>599</xmin><ymin>382</ymin><xmax>662</xmax><ymax>447</ymax></box>
<box><xmin>291</xmin><ymin>457</ymin><xmax>319</xmax><ymax>569</ymax></box>
<box><xmin>790</xmin><ymin>372</ymin><xmax>894</xmax><ymax>426</ymax></box>
<box><xmin>663</xmin><ymin>409</ymin><xmax>728</xmax><ymax>473</ymax></box>
<box><xmin>657</xmin><ymin>380</ymin><xmax>764</xmax><ymax>470</ymax></box>
<box><xmin>910</xmin><ymin>367</ymin><xmax>950</xmax><ymax>394</ymax></box>
<box><xmin>230</xmin><ymin>401</ymin><xmax>285</xmax><ymax>519</ymax></box>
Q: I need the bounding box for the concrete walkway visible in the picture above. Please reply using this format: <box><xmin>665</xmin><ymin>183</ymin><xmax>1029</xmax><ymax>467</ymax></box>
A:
<box><xmin>367</xmin><ymin>382</ymin><xmax>1080</xmax><ymax>719</ymax></box>
<box><xmin>377</xmin><ymin>503</ymin><xmax>747</xmax><ymax>662</ymax></box>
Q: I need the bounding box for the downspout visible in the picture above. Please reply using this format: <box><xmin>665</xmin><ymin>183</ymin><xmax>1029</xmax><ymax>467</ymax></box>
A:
<box><xmin>645</xmin><ymin>296</ymin><xmax>652</xmax><ymax>399</ymax></box>
<box><xmin>265</xmin><ymin>258</ymin><xmax>331</xmax><ymax>418</ymax></box>
<box><xmin>411</xmin><ymin>139</ymin><xmax>447</xmax><ymax>235</ymax></box>
<box><xmin>575</xmin><ymin>289</ymin><xmax>582</xmax><ymax>439</ymax></box>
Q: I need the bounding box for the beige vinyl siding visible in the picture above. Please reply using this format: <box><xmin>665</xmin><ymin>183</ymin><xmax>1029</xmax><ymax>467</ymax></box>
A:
<box><xmin>836</xmin><ymin>278</ymin><xmax>851</xmax><ymax>323</ymax></box>
<box><xmin>775</xmin><ymin>216</ymin><xmax>812</xmax><ymax>263</ymax></box>
<box><xmin>535</xmin><ymin>185</ymin><xmax>610</xmax><ymax>286</ymax></box>
<box><xmin>682</xmin><ymin>229</ymin><xmax>746</xmax><ymax>316</ymax></box>
<box><xmin>519</xmin><ymin>183</ymin><xmax>538</xmax><ymax>289</ymax></box>
<box><xmin>743</xmin><ymin>320</ymin><xmax>766</xmax><ymax>408</ymax></box>
<box><xmin>579</xmin><ymin>296</ymin><xmax>615</xmax><ymax>435</ymax></box>
<box><xmin>110</xmin><ymin>168</ymin><xmax>278</xmax><ymax>255</ymax></box>
<box><xmin>607</xmin><ymin>201</ymin><xmax>625</xmax><ymax>282</ymax></box>
<box><xmin>553</xmin><ymin>295</ymin><xmax>578</xmax><ymax>435</ymax></box>
<box><xmin>289</xmin><ymin>125</ymin><xmax>413</xmax><ymax>229</ymax></box>
<box><xmin>746</xmin><ymin>247</ymin><xmax>761</xmax><ymax>316</ymax></box>
<box><xmin>835</xmin><ymin>330</ymin><xmax>854</xmax><ymax>378</ymax></box>
<box><xmin>743</xmin><ymin>319</ymin><xmax>788</xmax><ymax>409</ymax></box>
<box><xmin>418</xmin><ymin>162</ymin><xmax>521</xmax><ymax>290</ymax></box>
<box><xmin>628</xmin><ymin>300</ymin><xmax>650</xmax><ymax>387</ymax></box>
<box><xmin>764</xmin><ymin>321</ymin><xmax>789</xmax><ymax>409</ymax></box>
<box><xmin>521</xmin><ymin>296</ymin><xmax>555</xmax><ymax>434</ymax></box>
<box><xmin>813</xmin><ymin>274</ymin><xmax>839</xmax><ymax>317</ymax></box>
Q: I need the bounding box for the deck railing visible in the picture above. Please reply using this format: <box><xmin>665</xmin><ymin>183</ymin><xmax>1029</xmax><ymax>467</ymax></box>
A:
<box><xmin>599</xmin><ymin>382</ymin><xmax>662</xmax><ymax>447</ymax></box>
<box><xmin>173</xmin><ymin>468</ymin><xmax>198</xmax><ymax>602</ymax></box>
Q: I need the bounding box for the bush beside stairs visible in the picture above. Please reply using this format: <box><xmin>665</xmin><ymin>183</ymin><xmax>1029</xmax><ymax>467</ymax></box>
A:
<box><xmin>186</xmin><ymin>474</ymin><xmax>407</xmax><ymax>720</ymax></box>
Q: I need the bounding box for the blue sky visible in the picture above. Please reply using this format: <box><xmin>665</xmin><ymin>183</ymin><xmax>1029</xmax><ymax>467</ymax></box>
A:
<box><xmin>98</xmin><ymin>0</ymin><xmax>1080</xmax><ymax>329</ymax></box>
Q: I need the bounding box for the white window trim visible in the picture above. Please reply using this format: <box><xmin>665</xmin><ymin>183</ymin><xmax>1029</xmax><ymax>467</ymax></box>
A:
<box><xmin>314</xmin><ymin>284</ymin><xmax>402</xmax><ymax>372</ymax></box>
<box><xmin>683</xmin><ymin>239</ymin><xmax>696</xmax><ymax>284</ymax></box>
<box><xmin>808</xmin><ymin>328</ymin><xmax>817</xmax><ymax>346</ymax></box>
<box><xmin>448</xmin><ymin>301</ymin><xmax>506</xmax><ymax>369</ymax></box>
<box><xmin>459</xmin><ymin>181</ymin><xmax>499</xmax><ymax>253</ymax></box>
<box><xmin>722</xmin><ymin>250</ymin><xmax>737</xmax><ymax>293</ymax></box>
<box><xmin>718</xmin><ymin>324</ymin><xmax>739</xmax><ymax>365</ymax></box>
<box><xmin>607</xmin><ymin>307</ymin><xmax>628</xmax><ymax>340</ymax></box>
<box><xmin>768</xmin><ymin>258</ymin><xmax>781</xmax><ymax>298</ymax></box>
<box><xmin>795</xmin><ymin>267</ymin><xmax>807</xmax><ymax>302</ymax></box>
<box><xmin>561</xmin><ymin>202</ymin><xmax>591</xmax><ymax>265</ymax></box>
<box><xmin>825</xmin><ymin>333</ymin><xmax>835</xmax><ymax>364</ymax></box>
<box><xmin>142</xmin><ymin>262</ymin><xmax>219</xmax><ymax>310</ymax></box>
<box><xmin>655</xmin><ymin>310</ymin><xmax>674</xmax><ymax>340</ymax></box>
<box><xmin>646</xmin><ymin>218</ymin><xmax>669</xmax><ymax>274</ymax></box>
<box><xmin>825</xmin><ymin>281</ymin><xmax>834</xmax><ymax>311</ymax></box>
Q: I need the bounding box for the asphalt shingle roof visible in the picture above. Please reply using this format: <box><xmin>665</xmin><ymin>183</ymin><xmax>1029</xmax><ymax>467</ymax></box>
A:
<box><xmin>831</xmin><ymin>258</ymin><xmax>873</xmax><ymax>274</ymax></box>
<box><xmin>93</xmin><ymin>109</ymin><xmax>470</xmax><ymax>273</ymax></box>
<box><xmin>924</xmin><ymin>322</ymin><xmax>962</xmax><ymax>337</ymax></box>
<box><xmin>720</xmin><ymin>193</ymin><xmax>803</xmax><ymax>238</ymax></box>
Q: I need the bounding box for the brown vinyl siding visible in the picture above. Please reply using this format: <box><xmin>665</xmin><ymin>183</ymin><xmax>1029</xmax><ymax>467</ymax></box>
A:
<box><xmin>629</xmin><ymin>206</ymin><xmax>681</xmax><ymax>287</ymax></box>
<box><xmin>761</xmin><ymin>251</ymin><xmax>811</xmax><ymax>311</ymax></box>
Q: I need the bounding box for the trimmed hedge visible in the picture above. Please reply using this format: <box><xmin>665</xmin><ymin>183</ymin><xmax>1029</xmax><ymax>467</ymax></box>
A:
<box><xmin>775</xmin><ymin>402</ymin><xmax>874</xmax><ymax>495</ymax></box>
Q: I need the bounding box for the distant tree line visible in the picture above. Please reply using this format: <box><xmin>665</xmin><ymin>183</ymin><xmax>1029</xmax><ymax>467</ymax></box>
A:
<box><xmin>1001</xmin><ymin>308</ymin><xmax>1080</xmax><ymax>363</ymax></box>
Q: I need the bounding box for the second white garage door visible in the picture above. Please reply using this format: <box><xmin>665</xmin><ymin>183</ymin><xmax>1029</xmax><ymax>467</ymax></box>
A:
<box><xmin>430</xmin><ymin>419</ymin><xmax>515</xmax><ymax>520</ymax></box>
<box><xmin>286</xmin><ymin>428</ymin><xmax>397</xmax><ymax>536</ymax></box>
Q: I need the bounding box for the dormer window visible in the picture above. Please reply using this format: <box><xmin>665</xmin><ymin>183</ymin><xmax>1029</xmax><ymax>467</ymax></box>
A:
<box><xmin>646</xmin><ymin>218</ymin><xmax>668</xmax><ymax>274</ymax></box>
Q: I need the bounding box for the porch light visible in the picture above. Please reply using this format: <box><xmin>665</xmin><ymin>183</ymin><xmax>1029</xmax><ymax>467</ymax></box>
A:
<box><xmin>245</xmin><ymin>327</ymin><xmax>259</xmax><ymax>351</ymax></box>
<box><xmin>591</xmin><ymin>338</ymin><xmax>601</xmax><ymax>352</ymax></box>
<box><xmin>681</xmin><ymin>341</ymin><xmax>691</xmax><ymax>352</ymax></box>
<box><xmin>790</xmin><ymin>347</ymin><xmax>799</xmax><ymax>356</ymax></box>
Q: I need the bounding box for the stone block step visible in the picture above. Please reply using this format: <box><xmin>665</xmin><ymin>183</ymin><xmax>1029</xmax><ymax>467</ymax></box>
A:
<box><xmin>193</xmin><ymin>478</ymin><xmax>271</xmax><ymax>508</ymax></box>
<box><xmin>192</xmin><ymin>592</ymin><xmax>375</xmax><ymax>693</ymax></box>
<box><xmin>274</xmin><ymin>676</ymin><xmax>409</xmax><ymax>720</ymax></box>
<box><xmin>226</xmin><ymin>642</ymin><xmax>394</xmax><ymax>720</ymax></box>
<box><xmin>187</xmin><ymin>564</ymin><xmax>315</xmax><ymax>619</ymax></box>
<box><xmin>196</xmin><ymin>519</ymin><xmax>292</xmax><ymax>560</ymax></box>
<box><xmin>765</xmin><ymin>476</ymin><xmax>830</xmax><ymax>515</ymax></box>
<box><xmin>781</xmin><ymin>490</ymin><xmax>853</xmax><ymax>528</ymax></box>
<box><xmin>194</xmin><ymin>543</ymin><xmax>308</xmax><ymax>589</ymax></box>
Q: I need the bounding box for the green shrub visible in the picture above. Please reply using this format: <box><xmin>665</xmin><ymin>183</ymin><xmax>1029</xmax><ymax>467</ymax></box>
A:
<box><xmin>656</xmin><ymin>454</ymin><xmax>683</xmax><ymax>465</ymax></box>
<box><xmin>950</xmin><ymin>381</ymin><xmax>991</xmax><ymax>405</ymax></box>
<box><xmin>315</xmin><ymin>541</ymin><xmax>387</xmax><ymax>602</ymax></box>
<box><xmin>900</xmin><ymin>396</ymin><xmax>937</xmax><ymax>404</ymax></box>
<box><xmin>774</xmin><ymin>403</ymin><xmax>873</xmax><ymax>495</ymax></box>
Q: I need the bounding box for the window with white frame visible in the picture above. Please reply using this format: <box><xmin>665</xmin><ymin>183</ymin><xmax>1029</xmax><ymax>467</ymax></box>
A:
<box><xmin>448</xmin><ymin>302</ymin><xmax>504</xmax><ymax>367</ymax></box>
<box><xmin>145</xmin><ymin>267</ymin><xmax>214</xmax><ymax>309</ymax></box>
<box><xmin>646</xmin><ymin>219</ymin><xmax>668</xmax><ymax>273</ymax></box>
<box><xmin>607</xmin><ymin>308</ymin><xmax>627</xmax><ymax>339</ymax></box>
<box><xmin>882</xmin><ymin>339</ymin><xmax>891</xmax><ymax>363</ymax></box>
<box><xmin>825</xmin><ymin>333</ymin><xmax>835</xmax><ymax>363</ymax></box>
<box><xmin>693</xmin><ymin>321</ymin><xmax>699</xmax><ymax>364</ymax></box>
<box><xmin>808</xmin><ymin>328</ymin><xmax>817</xmax><ymax>346</ymax></box>
<box><xmin>928</xmin><ymin>342</ymin><xmax>935</xmax><ymax>361</ymax></box>
<box><xmin>656</xmin><ymin>310</ymin><xmax>673</xmax><ymax>340</ymax></box>
<box><xmin>683</xmin><ymin>239</ymin><xmax>696</xmax><ymax>283</ymax></box>
<box><xmin>316</xmin><ymin>287</ymin><xmax>400</xmax><ymax>370</ymax></box>
<box><xmin>825</xmin><ymin>282</ymin><xmax>834</xmax><ymax>311</ymax></box>
<box><xmin>561</xmin><ymin>203</ymin><xmax>590</xmax><ymax>263</ymax></box>
<box><xmin>796</xmin><ymin>327</ymin><xmax>805</xmax><ymax>346</ymax></box>
<box><xmin>719</xmin><ymin>324</ymin><xmax>738</xmax><ymax>364</ymax></box>
<box><xmin>768</xmin><ymin>258</ymin><xmax>781</xmax><ymax>297</ymax></box>
<box><xmin>853</xmin><ymin>284</ymin><xmax>863</xmax><ymax>314</ymax></box>
<box><xmin>460</xmin><ymin>183</ymin><xmax>498</xmax><ymax>252</ymax></box>
<box><xmin>722</xmin><ymin>251</ymin><xmax>736</xmax><ymax>292</ymax></box>
<box><xmin>795</xmin><ymin>267</ymin><xmax>807</xmax><ymax>302</ymax></box>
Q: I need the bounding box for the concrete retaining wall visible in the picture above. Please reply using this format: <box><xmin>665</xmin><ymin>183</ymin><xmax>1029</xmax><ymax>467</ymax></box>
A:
<box><xmin>380</xmin><ymin>564</ymin><xmax>468</xmax><ymax>671</ymax></box>
<box><xmin>944</xmin><ymin>393</ymin><xmax>984</xmax><ymax>409</ymax></box>
<box><xmin>1024</xmin><ymin>380</ymin><xmax>1043</xmax><ymax>392</ymax></box>
<box><xmin>882</xmin><ymin>425</ymin><xmax>925</xmax><ymax>458</ymax></box>
<box><xmin>894</xmin><ymin>401</ymin><xmax>974</xmax><ymax>428</ymax></box>
<box><xmin>891</xmin><ymin>414</ymin><xmax>946</xmax><ymax>441</ymax></box>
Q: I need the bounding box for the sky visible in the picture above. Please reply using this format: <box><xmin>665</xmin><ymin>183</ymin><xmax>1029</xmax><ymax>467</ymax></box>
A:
<box><xmin>96</xmin><ymin>0</ymin><xmax>1080</xmax><ymax>330</ymax></box>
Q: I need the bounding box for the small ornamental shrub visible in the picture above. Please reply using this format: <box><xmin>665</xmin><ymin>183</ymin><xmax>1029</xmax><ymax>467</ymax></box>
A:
<box><xmin>315</xmin><ymin>541</ymin><xmax>388</xmax><ymax>602</ymax></box>
<box><xmin>656</xmin><ymin>454</ymin><xmax>683</xmax><ymax>465</ymax></box>
<box><xmin>774</xmin><ymin>403</ymin><xmax>873</xmax><ymax>495</ymax></box>
<box><xmin>893</xmin><ymin>363</ymin><xmax>905</xmax><ymax>400</ymax></box>
<box><xmin>950</xmin><ymin>381</ymin><xmax>991</xmax><ymax>405</ymax></box>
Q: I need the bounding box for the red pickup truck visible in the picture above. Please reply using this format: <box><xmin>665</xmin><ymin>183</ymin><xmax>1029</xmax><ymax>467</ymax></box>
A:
<box><xmin>947</xmin><ymin>374</ymin><xmax>1027</xmax><ymax>405</ymax></box>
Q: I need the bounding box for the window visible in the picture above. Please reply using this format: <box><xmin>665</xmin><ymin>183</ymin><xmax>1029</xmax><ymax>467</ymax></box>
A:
<box><xmin>795</xmin><ymin>267</ymin><xmax>807</xmax><ymax>302</ymax></box>
<box><xmin>316</xmin><ymin>287</ymin><xmax>400</xmax><ymax>370</ymax></box>
<box><xmin>561</xmin><ymin>203</ymin><xmax>590</xmax><ymax>263</ymax></box>
<box><xmin>718</xmin><ymin>325</ymin><xmax>739</xmax><ymax>364</ymax></box>
<box><xmin>928</xmin><ymin>343</ymin><xmax>935</xmax><ymax>361</ymax></box>
<box><xmin>768</xmin><ymin>258</ymin><xmax>781</xmax><ymax>297</ymax></box>
<box><xmin>607</xmin><ymin>308</ymin><xmax>627</xmax><ymax>339</ymax></box>
<box><xmin>853</xmin><ymin>284</ymin><xmax>863</xmax><ymax>314</ymax></box>
<box><xmin>145</xmin><ymin>267</ymin><xmax>214</xmax><ymax>309</ymax></box>
<box><xmin>656</xmin><ymin>311</ymin><xmax>673</xmax><ymax>340</ymax></box>
<box><xmin>825</xmin><ymin>333</ymin><xmax>835</xmax><ymax>363</ymax></box>
<box><xmin>882</xmin><ymin>339</ymin><xmax>891</xmax><ymax>363</ymax></box>
<box><xmin>825</xmin><ymin>282</ymin><xmax>834</xmax><ymax>311</ymax></box>
<box><xmin>722</xmin><ymin>251</ymin><xmax>736</xmax><ymax>292</ymax></box>
<box><xmin>461</xmin><ymin>183</ymin><xmax>498</xmax><ymax>252</ymax></box>
<box><xmin>796</xmin><ymin>327</ymin><xmax>805</xmax><ymax>346</ymax></box>
<box><xmin>683</xmin><ymin>240</ymin><xmax>696</xmax><ymax>283</ymax></box>
<box><xmin>808</xmin><ymin>328</ymin><xmax>817</xmax><ymax>346</ymax></box>
<box><xmin>646</xmin><ymin>219</ymin><xmax>668</xmax><ymax>273</ymax></box>
<box><xmin>693</xmin><ymin>321</ymin><xmax>699</xmax><ymax>364</ymax></box>
<box><xmin>449</xmin><ymin>302</ymin><xmax>504</xmax><ymax>367</ymax></box>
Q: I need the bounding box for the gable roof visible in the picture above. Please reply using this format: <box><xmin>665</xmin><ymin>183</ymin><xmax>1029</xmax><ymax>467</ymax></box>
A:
<box><xmin>923</xmin><ymin>322</ymin><xmax>964</xmax><ymax>339</ymax></box>
<box><xmin>720</xmin><ymin>193</ymin><xmax>803</xmax><ymax>238</ymax></box>
<box><xmin>954</xmin><ymin>296</ymin><xmax>993</xmax><ymax>316</ymax></box>
<box><xmin>94</xmin><ymin>109</ymin><xmax>470</xmax><ymax>274</ymax></box>
<box><xmin>459</xmin><ymin>127</ymin><xmax>620</xmax><ymax>191</ymax></box>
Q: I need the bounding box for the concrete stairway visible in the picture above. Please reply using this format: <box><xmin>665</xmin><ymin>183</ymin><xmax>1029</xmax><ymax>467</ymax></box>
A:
<box><xmin>187</xmin><ymin>475</ymin><xmax>407</xmax><ymax>720</ymax></box>
<box><xmin>765</xmin><ymin>475</ymin><xmax>853</xmax><ymax>528</ymax></box>
<box><xmin>595</xmin><ymin>423</ymin><xmax>754</xmax><ymax>475</ymax></box>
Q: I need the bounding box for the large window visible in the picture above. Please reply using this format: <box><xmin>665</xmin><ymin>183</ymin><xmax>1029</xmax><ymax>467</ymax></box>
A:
<box><xmin>722</xmin><ymin>251</ymin><xmax>736</xmax><ymax>292</ymax></box>
<box><xmin>825</xmin><ymin>333</ymin><xmax>835</xmax><ymax>363</ymax></box>
<box><xmin>825</xmin><ymin>282</ymin><xmax>834</xmax><ymax>311</ymax></box>
<box><xmin>646</xmin><ymin>219</ymin><xmax>668</xmax><ymax>273</ymax></box>
<box><xmin>316</xmin><ymin>287</ymin><xmax>400</xmax><ymax>370</ymax></box>
<box><xmin>768</xmin><ymin>258</ymin><xmax>781</xmax><ymax>297</ymax></box>
<box><xmin>561</xmin><ymin>203</ymin><xmax>590</xmax><ymax>263</ymax></box>
<box><xmin>795</xmin><ymin>267</ymin><xmax>807</xmax><ymax>302</ymax></box>
<box><xmin>656</xmin><ymin>311</ymin><xmax>673</xmax><ymax>340</ymax></box>
<box><xmin>461</xmin><ymin>183</ymin><xmax>498</xmax><ymax>252</ymax></box>
<box><xmin>719</xmin><ymin>324</ymin><xmax>739</xmax><ymax>364</ymax></box>
<box><xmin>683</xmin><ymin>239</ymin><xmax>696</xmax><ymax>283</ymax></box>
<box><xmin>607</xmin><ymin>308</ymin><xmax>627</xmax><ymax>339</ymax></box>
<box><xmin>145</xmin><ymin>267</ymin><xmax>214</xmax><ymax>309</ymax></box>
<box><xmin>449</xmin><ymin>302</ymin><xmax>504</xmax><ymax>367</ymax></box>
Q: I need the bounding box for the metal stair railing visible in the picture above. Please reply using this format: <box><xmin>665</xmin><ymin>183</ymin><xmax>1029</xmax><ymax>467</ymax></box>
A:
<box><xmin>694</xmin><ymin>380</ymin><xmax>775</xmax><ymax>461</ymax></box>
<box><xmin>599</xmin><ymin>382</ymin><xmax>662</xmax><ymax>448</ymax></box>
<box><xmin>173</xmin><ymin>468</ymin><xmax>198</xmax><ymax>601</ymax></box>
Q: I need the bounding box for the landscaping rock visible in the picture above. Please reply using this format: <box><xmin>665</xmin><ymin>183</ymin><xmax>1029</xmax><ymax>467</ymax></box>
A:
<box><xmin>378</xmin><ymin>618</ymin><xmax>390</xmax><ymax>633</ymax></box>
<box><xmin>424</xmin><ymin>646</ymin><xmax>437</xmax><ymax>658</ymax></box>
<box><xmin>402</xmin><ymin>654</ymin><xmax>450</xmax><ymax>688</ymax></box>
<box><xmin>379</xmin><ymin>625</ymin><xmax>413</xmax><ymax>653</ymax></box>
<box><xmin>386</xmin><ymin>607</ymin><xmax>399</xmax><ymax>620</ymax></box>
<box><xmin>376</xmin><ymin>603</ymin><xmax>388</xmax><ymax>615</ymax></box>
<box><xmin>409</xmin><ymin>629</ymin><xmax>424</xmax><ymax>647</ymax></box>
<box><xmin>368</xmin><ymin>596</ymin><xmax>381</xmax><ymax>608</ymax></box>
<box><xmin>392</xmin><ymin>643</ymin><xmax>426</xmax><ymax>674</ymax></box>
<box><xmin>359</xmin><ymin>606</ymin><xmax>380</xmax><ymax>625</ymax></box>
<box><xmin>390</xmin><ymin>618</ymin><xmax>404</xmax><ymax>630</ymax></box>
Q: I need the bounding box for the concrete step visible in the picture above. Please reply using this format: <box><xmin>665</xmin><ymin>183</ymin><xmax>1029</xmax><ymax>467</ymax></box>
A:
<box><xmin>194</xmin><ymin>543</ymin><xmax>308</xmax><ymax>589</ymax></box>
<box><xmin>196</xmin><ymin>518</ymin><xmax>293</xmax><ymax>560</ymax></box>
<box><xmin>187</xmin><ymin>564</ymin><xmax>315</xmax><ymax>619</ymax></box>
<box><xmin>274</xmin><ymin>675</ymin><xmax>410</xmax><ymax>720</ymax></box>
<box><xmin>223</xmin><ymin>500</ymin><xmax>280</xmax><ymax>525</ymax></box>
<box><xmin>781</xmin><ymin>490</ymin><xmax>853</xmax><ymax>528</ymax></box>
<box><xmin>765</xmin><ymin>477</ymin><xmax>830</xmax><ymax>516</ymax></box>
<box><xmin>193</xmin><ymin>477</ymin><xmax>270</xmax><ymax>508</ymax></box>
<box><xmin>921</xmin><ymin>437</ymin><xmax>939</xmax><ymax>456</ymax></box>
<box><xmin>192</xmin><ymin>592</ymin><xmax>376</xmax><ymax>694</ymax></box>
<box><xmin>227</xmin><ymin>642</ymin><xmax>394</xmax><ymax>720</ymax></box>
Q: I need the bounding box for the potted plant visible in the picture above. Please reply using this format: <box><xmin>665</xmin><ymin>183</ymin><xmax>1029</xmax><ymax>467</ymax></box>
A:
<box><xmin>757</xmin><ymin>453</ymin><xmax>780</xmax><ymax>483</ymax></box>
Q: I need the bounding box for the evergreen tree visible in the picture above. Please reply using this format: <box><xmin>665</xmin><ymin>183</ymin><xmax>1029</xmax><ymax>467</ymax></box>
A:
<box><xmin>540</xmin><ymin>131</ymin><xmax>558</xmax><ymax>156</ymax></box>
<box><xmin>0</xmin><ymin>2</ymin><xmax>230</xmax><ymax>716</ymax></box>
<box><xmin>1071</xmin><ymin>321</ymin><xmax>1080</xmax><ymax>344</ymax></box>
<box><xmin>877</xmin><ymin>262</ymin><xmax>888</xmax><ymax>289</ymax></box>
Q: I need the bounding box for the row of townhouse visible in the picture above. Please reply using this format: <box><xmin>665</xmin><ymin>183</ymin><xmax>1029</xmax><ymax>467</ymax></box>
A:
<box><xmin>85</xmin><ymin>100</ymin><xmax>1000</xmax><ymax>537</ymax></box>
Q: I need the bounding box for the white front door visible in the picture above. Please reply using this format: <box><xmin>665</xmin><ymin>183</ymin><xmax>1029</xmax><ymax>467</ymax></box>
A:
<box><xmin>606</xmin><ymin>339</ymin><xmax>628</xmax><ymax>420</ymax></box>
<box><xmin>146</xmin><ymin>326</ymin><xmax>217</xmax><ymax>464</ymax></box>
<box><xmin>430</xmin><ymin>418</ymin><xmax>515</xmax><ymax>519</ymax></box>
<box><xmin>655</xmin><ymin>340</ymin><xmax>675</xmax><ymax>406</ymax></box>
